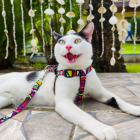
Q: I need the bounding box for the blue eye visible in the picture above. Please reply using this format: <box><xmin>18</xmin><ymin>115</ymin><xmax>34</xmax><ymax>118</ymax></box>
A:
<box><xmin>75</xmin><ymin>38</ymin><xmax>81</xmax><ymax>44</ymax></box>
<box><xmin>59</xmin><ymin>40</ymin><xmax>65</xmax><ymax>45</ymax></box>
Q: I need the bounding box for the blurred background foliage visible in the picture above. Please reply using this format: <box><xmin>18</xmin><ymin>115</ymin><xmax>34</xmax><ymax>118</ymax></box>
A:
<box><xmin>130</xmin><ymin>16</ymin><xmax>140</xmax><ymax>39</ymax></box>
<box><xmin>1</xmin><ymin>0</ymin><xmax>135</xmax><ymax>72</ymax></box>
<box><xmin>0</xmin><ymin>0</ymin><xmax>86</xmax><ymax>69</ymax></box>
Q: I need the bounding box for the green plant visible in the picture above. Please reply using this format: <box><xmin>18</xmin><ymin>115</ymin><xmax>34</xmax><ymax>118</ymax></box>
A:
<box><xmin>31</xmin><ymin>61</ymin><xmax>44</xmax><ymax>69</ymax></box>
<box><xmin>126</xmin><ymin>64</ymin><xmax>140</xmax><ymax>73</ymax></box>
<box><xmin>17</xmin><ymin>55</ymin><xmax>28</xmax><ymax>62</ymax></box>
<box><xmin>130</xmin><ymin>16</ymin><xmax>140</xmax><ymax>39</ymax></box>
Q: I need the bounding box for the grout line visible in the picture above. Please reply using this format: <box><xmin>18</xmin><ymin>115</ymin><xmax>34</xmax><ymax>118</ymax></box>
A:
<box><xmin>20</xmin><ymin>124</ymin><xmax>28</xmax><ymax>140</ymax></box>
<box><xmin>84</xmin><ymin>109</ymin><xmax>124</xmax><ymax>114</ymax></box>
<box><xmin>5</xmin><ymin>106</ymin><xmax>55</xmax><ymax>112</ymax></box>
<box><xmin>69</xmin><ymin>125</ymin><xmax>76</xmax><ymax>140</ymax></box>
<box><xmin>25</xmin><ymin>107</ymin><xmax>55</xmax><ymax>112</ymax></box>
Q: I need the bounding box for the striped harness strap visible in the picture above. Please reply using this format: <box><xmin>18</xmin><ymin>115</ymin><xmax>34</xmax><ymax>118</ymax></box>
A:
<box><xmin>0</xmin><ymin>65</ymin><xmax>92</xmax><ymax>124</ymax></box>
<box><xmin>46</xmin><ymin>65</ymin><xmax>92</xmax><ymax>103</ymax></box>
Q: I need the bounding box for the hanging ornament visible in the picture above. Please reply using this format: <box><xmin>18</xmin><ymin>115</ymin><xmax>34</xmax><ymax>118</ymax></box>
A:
<box><xmin>2</xmin><ymin>0</ymin><xmax>9</xmax><ymax>59</ymax></box>
<box><xmin>76</xmin><ymin>0</ymin><xmax>84</xmax><ymax>3</ymax></box>
<box><xmin>89</xmin><ymin>4</ymin><xmax>93</xmax><ymax>11</ymax></box>
<box><xmin>87</xmin><ymin>0</ymin><xmax>94</xmax><ymax>22</ymax></box>
<box><xmin>39</xmin><ymin>0</ymin><xmax>44</xmax><ymax>4</ymax></box>
<box><xmin>44</xmin><ymin>8</ymin><xmax>54</xmax><ymax>15</ymax></box>
<box><xmin>67</xmin><ymin>30</ymin><xmax>76</xmax><ymax>34</ymax></box>
<box><xmin>59</xmin><ymin>17</ymin><xmax>66</xmax><ymax>23</ymax></box>
<box><xmin>11</xmin><ymin>0</ymin><xmax>18</xmax><ymax>58</ymax></box>
<box><xmin>66</xmin><ymin>0</ymin><xmax>75</xmax><ymax>33</ymax></box>
<box><xmin>40</xmin><ymin>0</ymin><xmax>45</xmax><ymax>53</ymax></box>
<box><xmin>29</xmin><ymin>9</ymin><xmax>35</xmax><ymax>17</ymax></box>
<box><xmin>76</xmin><ymin>0</ymin><xmax>85</xmax><ymax>30</ymax></box>
<box><xmin>99</xmin><ymin>17</ymin><xmax>105</xmax><ymax>22</ymax></box>
<box><xmin>30</xmin><ymin>48</ymin><xmax>38</xmax><ymax>58</ymax></box>
<box><xmin>77</xmin><ymin>19</ymin><xmax>84</xmax><ymax>25</ymax></box>
<box><xmin>110</xmin><ymin>4</ymin><xmax>117</xmax><ymax>13</ymax></box>
<box><xmin>87</xmin><ymin>15</ymin><xmax>94</xmax><ymax>21</ymax></box>
<box><xmin>57</xmin><ymin>0</ymin><xmax>66</xmax><ymax>35</ymax></box>
<box><xmin>66</xmin><ymin>12</ymin><xmax>75</xmax><ymax>18</ymax></box>
<box><xmin>110</xmin><ymin>57</ymin><xmax>116</xmax><ymax>66</ymax></box>
<box><xmin>98</xmin><ymin>7</ymin><xmax>106</xmax><ymax>13</ymax></box>
<box><xmin>30</xmin><ymin>39</ymin><xmax>38</xmax><ymax>58</ymax></box>
<box><xmin>118</xmin><ymin>29</ymin><xmax>128</xmax><ymax>44</ymax></box>
<box><xmin>129</xmin><ymin>0</ymin><xmax>140</xmax><ymax>51</ymax></box>
<box><xmin>109</xmin><ymin>1</ymin><xmax>118</xmax><ymax>66</ymax></box>
<box><xmin>57</xmin><ymin>0</ymin><xmax>65</xmax><ymax>5</ymax></box>
<box><xmin>29</xmin><ymin>0</ymin><xmax>38</xmax><ymax>58</ymax></box>
<box><xmin>44</xmin><ymin>0</ymin><xmax>54</xmax><ymax>58</ymax></box>
<box><xmin>30</xmin><ymin>29</ymin><xmax>36</xmax><ymax>34</ymax></box>
<box><xmin>58</xmin><ymin>8</ymin><xmax>65</xmax><ymax>14</ymax></box>
<box><xmin>129</xmin><ymin>0</ymin><xmax>140</xmax><ymax>7</ymax></box>
<box><xmin>2</xmin><ymin>10</ymin><xmax>6</xmax><ymax>17</ymax></box>
<box><xmin>109</xmin><ymin>16</ymin><xmax>118</xmax><ymax>25</ymax></box>
<box><xmin>11</xmin><ymin>0</ymin><xmax>14</xmax><ymax>5</ymax></box>
<box><xmin>98</xmin><ymin>0</ymin><xmax>106</xmax><ymax>58</ymax></box>
<box><xmin>20</xmin><ymin>0</ymin><xmax>26</xmax><ymax>56</ymax></box>
<box><xmin>118</xmin><ymin>0</ymin><xmax>127</xmax><ymax>59</ymax></box>
<box><xmin>118</xmin><ymin>48</ymin><xmax>126</xmax><ymax>56</ymax></box>
<box><xmin>60</xmin><ymin>27</ymin><xmax>64</xmax><ymax>34</ymax></box>
<box><xmin>31</xmin><ymin>39</ymin><xmax>37</xmax><ymax>47</ymax></box>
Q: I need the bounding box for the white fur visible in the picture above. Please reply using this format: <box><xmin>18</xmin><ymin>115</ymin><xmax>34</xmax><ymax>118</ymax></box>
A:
<box><xmin>0</xmin><ymin>23</ymin><xmax>140</xmax><ymax>140</ymax></box>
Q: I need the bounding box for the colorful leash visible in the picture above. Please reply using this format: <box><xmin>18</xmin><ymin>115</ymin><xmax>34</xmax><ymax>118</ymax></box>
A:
<box><xmin>0</xmin><ymin>80</ymin><xmax>42</xmax><ymax>124</ymax></box>
<box><xmin>0</xmin><ymin>65</ymin><xmax>50</xmax><ymax>124</ymax></box>
<box><xmin>0</xmin><ymin>65</ymin><xmax>92</xmax><ymax>124</ymax></box>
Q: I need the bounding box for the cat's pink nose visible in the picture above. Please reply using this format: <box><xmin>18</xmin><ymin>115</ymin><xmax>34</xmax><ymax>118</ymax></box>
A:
<box><xmin>66</xmin><ymin>46</ymin><xmax>72</xmax><ymax>52</ymax></box>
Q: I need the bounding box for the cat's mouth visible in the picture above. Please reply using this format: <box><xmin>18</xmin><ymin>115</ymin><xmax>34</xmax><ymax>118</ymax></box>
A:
<box><xmin>62</xmin><ymin>53</ymin><xmax>82</xmax><ymax>63</ymax></box>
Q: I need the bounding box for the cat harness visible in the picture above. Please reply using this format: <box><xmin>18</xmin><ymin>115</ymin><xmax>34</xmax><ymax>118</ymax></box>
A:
<box><xmin>0</xmin><ymin>65</ymin><xmax>92</xmax><ymax>124</ymax></box>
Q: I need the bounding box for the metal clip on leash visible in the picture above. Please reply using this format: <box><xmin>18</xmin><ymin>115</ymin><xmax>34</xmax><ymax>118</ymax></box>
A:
<box><xmin>39</xmin><ymin>65</ymin><xmax>50</xmax><ymax>81</ymax></box>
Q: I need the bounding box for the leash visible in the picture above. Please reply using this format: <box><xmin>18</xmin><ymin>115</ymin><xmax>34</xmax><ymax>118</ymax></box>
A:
<box><xmin>0</xmin><ymin>66</ymin><xmax>49</xmax><ymax>124</ymax></box>
<box><xmin>0</xmin><ymin>65</ymin><xmax>92</xmax><ymax>124</ymax></box>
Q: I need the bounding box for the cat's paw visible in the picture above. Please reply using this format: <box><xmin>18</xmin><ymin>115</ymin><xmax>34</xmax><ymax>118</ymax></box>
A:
<box><xmin>126</xmin><ymin>106</ymin><xmax>140</xmax><ymax>116</ymax></box>
<box><xmin>82</xmin><ymin>120</ymin><xmax>117</xmax><ymax>140</ymax></box>
<box><xmin>93</xmin><ymin>125</ymin><xmax>117</xmax><ymax>140</ymax></box>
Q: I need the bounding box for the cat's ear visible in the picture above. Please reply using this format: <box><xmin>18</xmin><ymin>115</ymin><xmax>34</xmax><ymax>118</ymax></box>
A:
<box><xmin>79</xmin><ymin>22</ymin><xmax>94</xmax><ymax>42</ymax></box>
<box><xmin>53</xmin><ymin>31</ymin><xmax>62</xmax><ymax>41</ymax></box>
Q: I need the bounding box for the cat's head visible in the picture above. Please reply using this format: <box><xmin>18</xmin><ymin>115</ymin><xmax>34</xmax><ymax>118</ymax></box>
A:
<box><xmin>53</xmin><ymin>22</ymin><xmax>94</xmax><ymax>69</ymax></box>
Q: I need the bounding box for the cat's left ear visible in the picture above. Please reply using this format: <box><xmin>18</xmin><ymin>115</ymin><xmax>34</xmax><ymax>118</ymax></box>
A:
<box><xmin>53</xmin><ymin>31</ymin><xmax>62</xmax><ymax>41</ymax></box>
<box><xmin>79</xmin><ymin>22</ymin><xmax>94</xmax><ymax>42</ymax></box>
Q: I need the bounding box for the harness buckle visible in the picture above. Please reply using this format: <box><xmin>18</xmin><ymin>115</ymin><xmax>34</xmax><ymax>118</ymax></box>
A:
<box><xmin>64</xmin><ymin>69</ymin><xmax>74</xmax><ymax>78</ymax></box>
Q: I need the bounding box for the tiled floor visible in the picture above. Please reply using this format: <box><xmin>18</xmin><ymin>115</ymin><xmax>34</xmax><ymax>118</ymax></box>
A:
<box><xmin>0</xmin><ymin>73</ymin><xmax>140</xmax><ymax>140</ymax></box>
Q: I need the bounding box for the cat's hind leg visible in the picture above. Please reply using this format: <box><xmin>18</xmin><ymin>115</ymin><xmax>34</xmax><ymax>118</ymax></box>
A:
<box><xmin>91</xmin><ymin>87</ymin><xmax>140</xmax><ymax>116</ymax></box>
<box><xmin>0</xmin><ymin>95</ymin><xmax>12</xmax><ymax>109</ymax></box>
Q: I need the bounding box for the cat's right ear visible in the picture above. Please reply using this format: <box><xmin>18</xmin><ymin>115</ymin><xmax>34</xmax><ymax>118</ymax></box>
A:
<box><xmin>53</xmin><ymin>31</ymin><xmax>62</xmax><ymax>41</ymax></box>
<box><xmin>79</xmin><ymin>22</ymin><xmax>94</xmax><ymax>42</ymax></box>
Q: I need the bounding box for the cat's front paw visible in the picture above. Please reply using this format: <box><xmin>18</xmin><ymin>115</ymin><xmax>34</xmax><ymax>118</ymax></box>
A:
<box><xmin>82</xmin><ymin>120</ymin><xmax>117</xmax><ymax>140</ymax></box>
<box><xmin>94</xmin><ymin>125</ymin><xmax>117</xmax><ymax>140</ymax></box>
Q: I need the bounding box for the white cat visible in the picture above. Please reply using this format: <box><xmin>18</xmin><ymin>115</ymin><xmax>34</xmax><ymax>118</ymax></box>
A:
<box><xmin>0</xmin><ymin>22</ymin><xmax>140</xmax><ymax>140</ymax></box>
